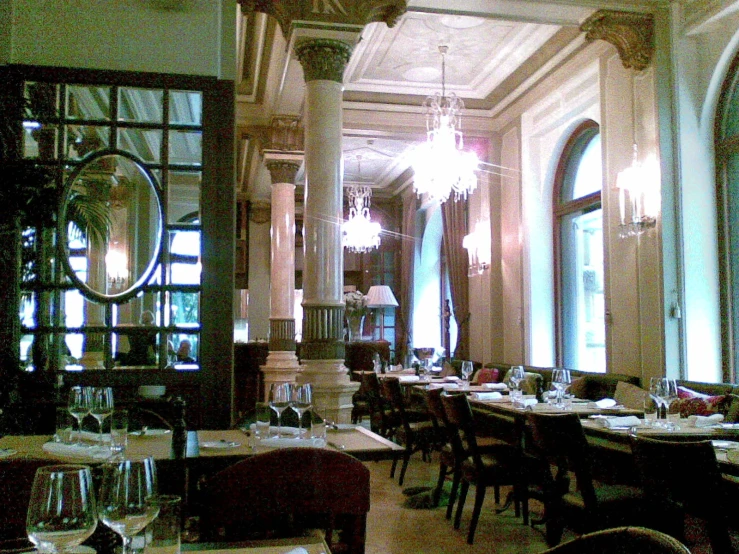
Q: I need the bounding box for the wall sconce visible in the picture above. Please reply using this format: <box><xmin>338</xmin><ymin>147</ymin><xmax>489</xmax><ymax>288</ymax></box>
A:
<box><xmin>105</xmin><ymin>245</ymin><xmax>128</xmax><ymax>289</ymax></box>
<box><xmin>462</xmin><ymin>220</ymin><xmax>491</xmax><ymax>276</ymax></box>
<box><xmin>616</xmin><ymin>145</ymin><xmax>660</xmax><ymax>238</ymax></box>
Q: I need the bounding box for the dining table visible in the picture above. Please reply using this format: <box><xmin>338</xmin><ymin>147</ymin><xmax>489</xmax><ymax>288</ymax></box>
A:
<box><xmin>183</xmin><ymin>536</ymin><xmax>332</xmax><ymax>554</ymax></box>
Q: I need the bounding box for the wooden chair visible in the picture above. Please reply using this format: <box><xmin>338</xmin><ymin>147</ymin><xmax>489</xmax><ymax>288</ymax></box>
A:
<box><xmin>539</xmin><ymin>526</ymin><xmax>691</xmax><ymax>554</ymax></box>
<box><xmin>382</xmin><ymin>377</ymin><xmax>438</xmax><ymax>486</ymax></box>
<box><xmin>426</xmin><ymin>387</ymin><xmax>457</xmax><ymax>510</ymax></box>
<box><xmin>525</xmin><ymin>411</ymin><xmax>644</xmax><ymax>547</ymax></box>
<box><xmin>441</xmin><ymin>392</ymin><xmax>522</xmax><ymax>545</ymax></box>
<box><xmin>199</xmin><ymin>447</ymin><xmax>370</xmax><ymax>554</ymax></box>
<box><xmin>630</xmin><ymin>436</ymin><xmax>733</xmax><ymax>554</ymax></box>
<box><xmin>361</xmin><ymin>372</ymin><xmax>398</xmax><ymax>438</ymax></box>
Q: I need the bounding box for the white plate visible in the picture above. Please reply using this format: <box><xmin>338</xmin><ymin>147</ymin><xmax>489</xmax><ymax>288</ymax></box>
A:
<box><xmin>130</xmin><ymin>429</ymin><xmax>171</xmax><ymax>437</ymax></box>
<box><xmin>201</xmin><ymin>440</ymin><xmax>241</xmax><ymax>449</ymax></box>
<box><xmin>712</xmin><ymin>440</ymin><xmax>739</xmax><ymax>450</ymax></box>
<box><xmin>0</xmin><ymin>448</ymin><xmax>17</xmax><ymax>459</ymax></box>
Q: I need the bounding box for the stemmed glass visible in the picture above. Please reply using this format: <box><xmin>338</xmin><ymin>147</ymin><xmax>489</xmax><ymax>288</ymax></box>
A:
<box><xmin>461</xmin><ymin>361</ymin><xmax>474</xmax><ymax>387</ymax></box>
<box><xmin>67</xmin><ymin>387</ymin><xmax>91</xmax><ymax>446</ymax></box>
<box><xmin>269</xmin><ymin>383</ymin><xmax>292</xmax><ymax>438</ymax></box>
<box><xmin>659</xmin><ymin>378</ymin><xmax>679</xmax><ymax>429</ymax></box>
<box><xmin>291</xmin><ymin>384</ymin><xmax>313</xmax><ymax>438</ymax></box>
<box><xmin>649</xmin><ymin>377</ymin><xmax>665</xmax><ymax>426</ymax></box>
<box><xmin>552</xmin><ymin>368</ymin><xmax>572</xmax><ymax>407</ymax></box>
<box><xmin>98</xmin><ymin>456</ymin><xmax>160</xmax><ymax>554</ymax></box>
<box><xmin>89</xmin><ymin>387</ymin><xmax>114</xmax><ymax>445</ymax></box>
<box><xmin>509</xmin><ymin>366</ymin><xmax>525</xmax><ymax>392</ymax></box>
<box><xmin>27</xmin><ymin>464</ymin><xmax>98</xmax><ymax>554</ymax></box>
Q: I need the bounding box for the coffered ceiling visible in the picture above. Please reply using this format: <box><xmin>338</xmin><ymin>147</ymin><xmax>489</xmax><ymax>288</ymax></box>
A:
<box><xmin>235</xmin><ymin>1</ymin><xmax>654</xmax><ymax>203</ymax></box>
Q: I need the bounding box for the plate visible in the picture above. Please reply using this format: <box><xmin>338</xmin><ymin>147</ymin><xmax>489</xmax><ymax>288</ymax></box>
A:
<box><xmin>0</xmin><ymin>448</ymin><xmax>17</xmax><ymax>459</ymax></box>
<box><xmin>711</xmin><ymin>440</ymin><xmax>739</xmax><ymax>450</ymax></box>
<box><xmin>201</xmin><ymin>440</ymin><xmax>241</xmax><ymax>449</ymax></box>
<box><xmin>129</xmin><ymin>429</ymin><xmax>171</xmax><ymax>437</ymax></box>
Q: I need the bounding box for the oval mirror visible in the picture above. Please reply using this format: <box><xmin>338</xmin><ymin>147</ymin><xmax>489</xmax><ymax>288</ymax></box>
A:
<box><xmin>59</xmin><ymin>149</ymin><xmax>163</xmax><ymax>302</ymax></box>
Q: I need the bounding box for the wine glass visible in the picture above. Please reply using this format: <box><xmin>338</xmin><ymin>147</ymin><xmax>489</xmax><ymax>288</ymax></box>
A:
<box><xmin>89</xmin><ymin>387</ymin><xmax>114</xmax><ymax>445</ymax></box>
<box><xmin>509</xmin><ymin>366</ymin><xmax>525</xmax><ymax>392</ymax></box>
<box><xmin>291</xmin><ymin>384</ymin><xmax>313</xmax><ymax>438</ymax></box>
<box><xmin>27</xmin><ymin>464</ymin><xmax>98</xmax><ymax>554</ymax></box>
<box><xmin>551</xmin><ymin>369</ymin><xmax>572</xmax><ymax>407</ymax></box>
<box><xmin>659</xmin><ymin>378</ymin><xmax>679</xmax><ymax>428</ymax></box>
<box><xmin>98</xmin><ymin>457</ymin><xmax>160</xmax><ymax>554</ymax></box>
<box><xmin>67</xmin><ymin>387</ymin><xmax>91</xmax><ymax>446</ymax></box>
<box><xmin>269</xmin><ymin>383</ymin><xmax>292</xmax><ymax>438</ymax></box>
<box><xmin>461</xmin><ymin>361</ymin><xmax>474</xmax><ymax>386</ymax></box>
<box><xmin>649</xmin><ymin>376</ymin><xmax>665</xmax><ymax>426</ymax></box>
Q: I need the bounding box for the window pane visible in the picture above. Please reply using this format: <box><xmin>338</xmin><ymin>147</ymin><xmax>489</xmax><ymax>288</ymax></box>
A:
<box><xmin>572</xmin><ymin>134</ymin><xmax>601</xmax><ymax>199</ymax></box>
<box><xmin>560</xmin><ymin>208</ymin><xmax>605</xmax><ymax>372</ymax></box>
<box><xmin>23</xmin><ymin>123</ymin><xmax>58</xmax><ymax>159</ymax></box>
<box><xmin>118</xmin><ymin>128</ymin><xmax>162</xmax><ymax>163</ymax></box>
<box><xmin>66</xmin><ymin>85</ymin><xmax>110</xmax><ymax>120</ymax></box>
<box><xmin>169</xmin><ymin>229</ymin><xmax>201</xmax><ymax>285</ymax></box>
<box><xmin>65</xmin><ymin>125</ymin><xmax>110</xmax><ymax>160</ymax></box>
<box><xmin>168</xmin><ymin>171</ymin><xmax>201</xmax><ymax>224</ymax></box>
<box><xmin>118</xmin><ymin>88</ymin><xmax>163</xmax><ymax>123</ymax></box>
<box><xmin>169</xmin><ymin>130</ymin><xmax>202</xmax><ymax>166</ymax></box>
<box><xmin>170</xmin><ymin>90</ymin><xmax>202</xmax><ymax>125</ymax></box>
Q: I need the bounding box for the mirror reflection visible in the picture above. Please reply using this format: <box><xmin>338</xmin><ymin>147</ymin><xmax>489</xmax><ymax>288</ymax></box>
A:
<box><xmin>64</xmin><ymin>151</ymin><xmax>162</xmax><ymax>299</ymax></box>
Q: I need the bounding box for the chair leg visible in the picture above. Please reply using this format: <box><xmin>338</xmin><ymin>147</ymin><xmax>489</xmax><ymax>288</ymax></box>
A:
<box><xmin>446</xmin><ymin>469</ymin><xmax>461</xmax><ymax>520</ymax></box>
<box><xmin>398</xmin><ymin>450</ymin><xmax>411</xmax><ymax>485</ymax></box>
<box><xmin>467</xmin><ymin>484</ymin><xmax>487</xmax><ymax>545</ymax></box>
<box><xmin>494</xmin><ymin>484</ymin><xmax>500</xmax><ymax>505</ymax></box>
<box><xmin>454</xmin><ymin>480</ymin><xmax>469</xmax><ymax>530</ymax></box>
<box><xmin>390</xmin><ymin>454</ymin><xmax>399</xmax><ymax>479</ymax></box>
<box><xmin>433</xmin><ymin>462</ymin><xmax>448</xmax><ymax>507</ymax></box>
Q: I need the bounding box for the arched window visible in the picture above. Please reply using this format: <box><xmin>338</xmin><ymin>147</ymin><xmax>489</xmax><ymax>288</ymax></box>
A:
<box><xmin>716</xmin><ymin>51</ymin><xmax>739</xmax><ymax>380</ymax></box>
<box><xmin>553</xmin><ymin>121</ymin><xmax>605</xmax><ymax>372</ymax></box>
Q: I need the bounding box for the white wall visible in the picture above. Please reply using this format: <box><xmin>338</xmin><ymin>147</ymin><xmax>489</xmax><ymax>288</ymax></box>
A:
<box><xmin>5</xmin><ymin>0</ymin><xmax>236</xmax><ymax>79</ymax></box>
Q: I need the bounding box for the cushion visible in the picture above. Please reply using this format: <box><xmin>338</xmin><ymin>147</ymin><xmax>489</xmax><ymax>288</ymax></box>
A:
<box><xmin>613</xmin><ymin>381</ymin><xmax>648</xmax><ymax>410</ymax></box>
<box><xmin>671</xmin><ymin>385</ymin><xmax>730</xmax><ymax>417</ymax></box>
<box><xmin>474</xmin><ymin>367</ymin><xmax>499</xmax><ymax>384</ymax></box>
<box><xmin>502</xmin><ymin>369</ymin><xmax>542</xmax><ymax>395</ymax></box>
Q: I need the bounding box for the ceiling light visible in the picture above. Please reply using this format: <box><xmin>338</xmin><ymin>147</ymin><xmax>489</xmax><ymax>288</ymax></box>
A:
<box><xmin>412</xmin><ymin>45</ymin><xmax>479</xmax><ymax>203</ymax></box>
<box><xmin>342</xmin><ymin>156</ymin><xmax>381</xmax><ymax>253</ymax></box>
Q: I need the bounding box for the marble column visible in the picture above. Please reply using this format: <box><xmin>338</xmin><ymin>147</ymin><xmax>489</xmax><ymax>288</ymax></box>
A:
<box><xmin>294</xmin><ymin>38</ymin><xmax>359</xmax><ymax>423</ymax></box>
<box><xmin>261</xmin><ymin>155</ymin><xmax>302</xmax><ymax>399</ymax></box>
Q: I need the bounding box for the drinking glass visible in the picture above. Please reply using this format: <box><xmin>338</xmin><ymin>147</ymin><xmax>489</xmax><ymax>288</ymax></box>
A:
<box><xmin>89</xmin><ymin>387</ymin><xmax>114</xmax><ymax>445</ymax></box>
<box><xmin>291</xmin><ymin>383</ymin><xmax>312</xmax><ymax>438</ymax></box>
<box><xmin>551</xmin><ymin>369</ymin><xmax>572</xmax><ymax>407</ymax></box>
<box><xmin>269</xmin><ymin>383</ymin><xmax>292</xmax><ymax>438</ymax></box>
<box><xmin>98</xmin><ymin>457</ymin><xmax>160</xmax><ymax>554</ymax></box>
<box><xmin>509</xmin><ymin>366</ymin><xmax>525</xmax><ymax>393</ymax></box>
<box><xmin>460</xmin><ymin>361</ymin><xmax>474</xmax><ymax>386</ymax></box>
<box><xmin>659</xmin><ymin>378</ymin><xmax>679</xmax><ymax>426</ymax></box>
<box><xmin>67</xmin><ymin>387</ymin><xmax>91</xmax><ymax>446</ymax></box>
<box><xmin>27</xmin><ymin>464</ymin><xmax>98</xmax><ymax>554</ymax></box>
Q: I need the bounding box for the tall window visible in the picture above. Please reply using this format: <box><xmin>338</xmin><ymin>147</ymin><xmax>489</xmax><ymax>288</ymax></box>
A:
<box><xmin>554</xmin><ymin>121</ymin><xmax>605</xmax><ymax>372</ymax></box>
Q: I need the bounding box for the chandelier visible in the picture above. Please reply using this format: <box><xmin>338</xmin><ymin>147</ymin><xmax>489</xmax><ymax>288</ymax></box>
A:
<box><xmin>616</xmin><ymin>144</ymin><xmax>660</xmax><ymax>238</ymax></box>
<box><xmin>412</xmin><ymin>45</ymin><xmax>479</xmax><ymax>203</ymax></box>
<box><xmin>342</xmin><ymin>176</ymin><xmax>381</xmax><ymax>253</ymax></box>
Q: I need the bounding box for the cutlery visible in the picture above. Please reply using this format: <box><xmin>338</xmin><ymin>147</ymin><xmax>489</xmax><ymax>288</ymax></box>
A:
<box><xmin>327</xmin><ymin>441</ymin><xmax>345</xmax><ymax>450</ymax></box>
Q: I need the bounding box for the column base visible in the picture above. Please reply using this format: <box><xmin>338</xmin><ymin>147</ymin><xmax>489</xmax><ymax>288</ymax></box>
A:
<box><xmin>298</xmin><ymin>359</ymin><xmax>359</xmax><ymax>424</ymax></box>
<box><xmin>260</xmin><ymin>351</ymin><xmax>301</xmax><ymax>402</ymax></box>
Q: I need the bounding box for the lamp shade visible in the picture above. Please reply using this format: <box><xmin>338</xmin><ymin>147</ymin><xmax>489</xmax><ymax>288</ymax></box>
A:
<box><xmin>365</xmin><ymin>285</ymin><xmax>399</xmax><ymax>308</ymax></box>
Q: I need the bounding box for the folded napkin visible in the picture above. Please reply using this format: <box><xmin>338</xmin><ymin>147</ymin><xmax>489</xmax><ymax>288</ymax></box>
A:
<box><xmin>260</xmin><ymin>437</ymin><xmax>326</xmax><ymax>449</ymax></box>
<box><xmin>596</xmin><ymin>416</ymin><xmax>641</xmax><ymax>428</ymax></box>
<box><xmin>42</xmin><ymin>442</ymin><xmax>112</xmax><ymax>460</ymax></box>
<box><xmin>687</xmin><ymin>414</ymin><xmax>724</xmax><ymax>428</ymax></box>
<box><xmin>469</xmin><ymin>391</ymin><xmax>503</xmax><ymax>401</ymax></box>
<box><xmin>517</xmin><ymin>399</ymin><xmax>539</xmax><ymax>409</ymax></box>
<box><xmin>398</xmin><ymin>375</ymin><xmax>421</xmax><ymax>383</ymax></box>
<box><xmin>483</xmin><ymin>383</ymin><xmax>507</xmax><ymax>391</ymax></box>
<box><xmin>80</xmin><ymin>430</ymin><xmax>111</xmax><ymax>442</ymax></box>
<box><xmin>444</xmin><ymin>376</ymin><xmax>460</xmax><ymax>382</ymax></box>
<box><xmin>284</xmin><ymin>549</ymin><xmax>309</xmax><ymax>554</ymax></box>
<box><xmin>588</xmin><ymin>398</ymin><xmax>618</xmax><ymax>409</ymax></box>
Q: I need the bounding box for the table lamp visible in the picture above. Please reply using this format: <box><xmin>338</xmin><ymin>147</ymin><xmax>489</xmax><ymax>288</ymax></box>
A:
<box><xmin>365</xmin><ymin>285</ymin><xmax>398</xmax><ymax>341</ymax></box>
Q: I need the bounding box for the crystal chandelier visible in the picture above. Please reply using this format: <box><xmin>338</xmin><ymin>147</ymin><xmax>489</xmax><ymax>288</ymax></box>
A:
<box><xmin>342</xmin><ymin>158</ymin><xmax>381</xmax><ymax>253</ymax></box>
<box><xmin>412</xmin><ymin>45</ymin><xmax>479</xmax><ymax>203</ymax></box>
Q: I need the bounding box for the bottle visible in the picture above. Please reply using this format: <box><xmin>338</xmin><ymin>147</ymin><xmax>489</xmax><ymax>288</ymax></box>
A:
<box><xmin>170</xmin><ymin>396</ymin><xmax>187</xmax><ymax>459</ymax></box>
<box><xmin>535</xmin><ymin>378</ymin><xmax>545</xmax><ymax>403</ymax></box>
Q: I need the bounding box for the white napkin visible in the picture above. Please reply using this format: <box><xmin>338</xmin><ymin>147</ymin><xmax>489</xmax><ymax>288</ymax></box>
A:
<box><xmin>284</xmin><ymin>548</ymin><xmax>309</xmax><ymax>554</ymax></box>
<box><xmin>596</xmin><ymin>416</ymin><xmax>641</xmax><ymax>428</ymax></box>
<box><xmin>444</xmin><ymin>376</ymin><xmax>460</xmax><ymax>382</ymax></box>
<box><xmin>588</xmin><ymin>398</ymin><xmax>618</xmax><ymax>409</ymax></box>
<box><xmin>260</xmin><ymin>437</ymin><xmax>326</xmax><ymax>448</ymax></box>
<box><xmin>687</xmin><ymin>414</ymin><xmax>724</xmax><ymax>428</ymax></box>
<box><xmin>469</xmin><ymin>391</ymin><xmax>503</xmax><ymax>401</ymax></box>
<box><xmin>518</xmin><ymin>399</ymin><xmax>539</xmax><ymax>409</ymax></box>
<box><xmin>483</xmin><ymin>383</ymin><xmax>507</xmax><ymax>391</ymax></box>
<box><xmin>42</xmin><ymin>442</ymin><xmax>113</xmax><ymax>460</ymax></box>
<box><xmin>398</xmin><ymin>375</ymin><xmax>421</xmax><ymax>383</ymax></box>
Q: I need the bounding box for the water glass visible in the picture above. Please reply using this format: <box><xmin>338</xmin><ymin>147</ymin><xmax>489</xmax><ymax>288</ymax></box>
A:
<box><xmin>254</xmin><ymin>402</ymin><xmax>271</xmax><ymax>439</ymax></box>
<box><xmin>310</xmin><ymin>412</ymin><xmax>327</xmax><ymax>440</ymax></box>
<box><xmin>148</xmin><ymin>495</ymin><xmax>181</xmax><ymax>554</ymax></box>
<box><xmin>460</xmin><ymin>361</ymin><xmax>474</xmax><ymax>386</ymax></box>
<box><xmin>110</xmin><ymin>409</ymin><xmax>128</xmax><ymax>454</ymax></box>
<box><xmin>643</xmin><ymin>394</ymin><xmax>659</xmax><ymax>426</ymax></box>
<box><xmin>55</xmin><ymin>407</ymin><xmax>74</xmax><ymax>444</ymax></box>
<box><xmin>510</xmin><ymin>389</ymin><xmax>524</xmax><ymax>409</ymax></box>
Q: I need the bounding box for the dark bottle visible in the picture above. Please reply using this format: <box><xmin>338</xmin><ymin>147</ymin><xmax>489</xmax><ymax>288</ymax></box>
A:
<box><xmin>170</xmin><ymin>396</ymin><xmax>187</xmax><ymax>459</ymax></box>
<box><xmin>535</xmin><ymin>378</ymin><xmax>545</xmax><ymax>403</ymax></box>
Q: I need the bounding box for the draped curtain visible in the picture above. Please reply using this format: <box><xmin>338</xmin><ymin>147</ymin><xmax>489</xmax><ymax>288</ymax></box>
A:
<box><xmin>397</xmin><ymin>193</ymin><xmax>416</xmax><ymax>365</ymax></box>
<box><xmin>442</xmin><ymin>197</ymin><xmax>469</xmax><ymax>360</ymax></box>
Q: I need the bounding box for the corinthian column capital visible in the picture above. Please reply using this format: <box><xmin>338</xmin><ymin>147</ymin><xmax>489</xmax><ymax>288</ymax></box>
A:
<box><xmin>294</xmin><ymin>39</ymin><xmax>353</xmax><ymax>83</ymax></box>
<box><xmin>580</xmin><ymin>10</ymin><xmax>654</xmax><ymax>71</ymax></box>
<box><xmin>265</xmin><ymin>160</ymin><xmax>300</xmax><ymax>185</ymax></box>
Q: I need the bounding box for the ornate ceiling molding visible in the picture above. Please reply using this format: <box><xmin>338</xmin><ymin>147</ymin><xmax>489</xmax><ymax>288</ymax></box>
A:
<box><xmin>239</xmin><ymin>0</ymin><xmax>406</xmax><ymax>38</ymax></box>
<box><xmin>580</xmin><ymin>10</ymin><xmax>654</xmax><ymax>71</ymax></box>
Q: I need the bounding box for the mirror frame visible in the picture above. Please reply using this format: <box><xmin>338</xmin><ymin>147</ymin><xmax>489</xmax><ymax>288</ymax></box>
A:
<box><xmin>58</xmin><ymin>148</ymin><xmax>164</xmax><ymax>304</ymax></box>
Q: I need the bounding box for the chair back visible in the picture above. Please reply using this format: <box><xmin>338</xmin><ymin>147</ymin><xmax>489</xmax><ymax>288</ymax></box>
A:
<box><xmin>0</xmin><ymin>458</ymin><xmax>54</xmax><ymax>541</ymax></box>
<box><xmin>199</xmin><ymin>447</ymin><xmax>370</xmax><ymax>553</ymax></box>
<box><xmin>440</xmin><ymin>392</ymin><xmax>483</xmax><ymax>470</ymax></box>
<box><xmin>630</xmin><ymin>436</ymin><xmax>732</xmax><ymax>554</ymax></box>
<box><xmin>525</xmin><ymin>412</ymin><xmax>596</xmax><ymax>508</ymax></box>
<box><xmin>539</xmin><ymin>526</ymin><xmax>691</xmax><ymax>554</ymax></box>
<box><xmin>382</xmin><ymin>378</ymin><xmax>413</xmax><ymax>436</ymax></box>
